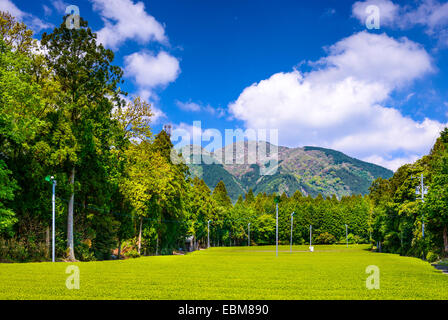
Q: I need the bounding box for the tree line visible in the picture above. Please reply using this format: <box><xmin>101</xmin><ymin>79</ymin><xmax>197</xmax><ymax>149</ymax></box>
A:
<box><xmin>0</xmin><ymin>13</ymin><xmax>373</xmax><ymax>262</ymax></box>
<box><xmin>2</xmin><ymin>12</ymin><xmax>447</xmax><ymax>263</ymax></box>
<box><xmin>369</xmin><ymin>128</ymin><xmax>448</xmax><ymax>262</ymax></box>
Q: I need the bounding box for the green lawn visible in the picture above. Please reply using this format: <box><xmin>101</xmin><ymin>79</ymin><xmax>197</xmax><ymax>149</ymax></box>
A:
<box><xmin>0</xmin><ymin>245</ymin><xmax>447</xmax><ymax>299</ymax></box>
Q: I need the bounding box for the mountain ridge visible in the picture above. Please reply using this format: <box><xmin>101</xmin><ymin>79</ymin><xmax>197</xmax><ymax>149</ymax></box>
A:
<box><xmin>175</xmin><ymin>142</ymin><xmax>393</xmax><ymax>201</ymax></box>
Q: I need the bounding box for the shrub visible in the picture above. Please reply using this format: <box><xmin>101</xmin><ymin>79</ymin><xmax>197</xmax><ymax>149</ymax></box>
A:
<box><xmin>0</xmin><ymin>238</ymin><xmax>47</xmax><ymax>262</ymax></box>
<box><xmin>426</xmin><ymin>251</ymin><xmax>439</xmax><ymax>263</ymax></box>
<box><xmin>75</xmin><ymin>242</ymin><xmax>96</xmax><ymax>261</ymax></box>
<box><xmin>124</xmin><ymin>249</ymin><xmax>140</xmax><ymax>258</ymax></box>
<box><xmin>316</xmin><ymin>232</ymin><xmax>337</xmax><ymax>244</ymax></box>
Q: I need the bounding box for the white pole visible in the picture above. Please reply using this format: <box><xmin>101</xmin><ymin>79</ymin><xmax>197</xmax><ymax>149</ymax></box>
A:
<box><xmin>248</xmin><ymin>223</ymin><xmax>251</xmax><ymax>246</ymax></box>
<box><xmin>52</xmin><ymin>178</ymin><xmax>56</xmax><ymax>263</ymax></box>
<box><xmin>276</xmin><ymin>203</ymin><xmax>278</xmax><ymax>257</ymax></box>
<box><xmin>421</xmin><ymin>173</ymin><xmax>425</xmax><ymax>239</ymax></box>
<box><xmin>290</xmin><ymin>212</ymin><xmax>294</xmax><ymax>253</ymax></box>
<box><xmin>309</xmin><ymin>225</ymin><xmax>312</xmax><ymax>247</ymax></box>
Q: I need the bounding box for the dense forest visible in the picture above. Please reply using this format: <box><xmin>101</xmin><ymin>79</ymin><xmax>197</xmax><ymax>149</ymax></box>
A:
<box><xmin>368</xmin><ymin>128</ymin><xmax>448</xmax><ymax>262</ymax></box>
<box><xmin>0</xmin><ymin>12</ymin><xmax>447</xmax><ymax>264</ymax></box>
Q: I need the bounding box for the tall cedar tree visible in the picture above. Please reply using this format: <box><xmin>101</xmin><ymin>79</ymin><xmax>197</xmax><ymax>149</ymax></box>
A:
<box><xmin>41</xmin><ymin>17</ymin><xmax>123</xmax><ymax>261</ymax></box>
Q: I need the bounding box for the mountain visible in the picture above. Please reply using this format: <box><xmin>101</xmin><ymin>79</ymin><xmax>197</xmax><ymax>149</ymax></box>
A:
<box><xmin>175</xmin><ymin>142</ymin><xmax>393</xmax><ymax>201</ymax></box>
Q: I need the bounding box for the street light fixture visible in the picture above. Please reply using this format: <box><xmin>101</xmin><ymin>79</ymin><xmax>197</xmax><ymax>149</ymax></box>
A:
<box><xmin>309</xmin><ymin>225</ymin><xmax>313</xmax><ymax>252</ymax></box>
<box><xmin>248</xmin><ymin>223</ymin><xmax>251</xmax><ymax>246</ymax></box>
<box><xmin>45</xmin><ymin>175</ymin><xmax>56</xmax><ymax>262</ymax></box>
<box><xmin>207</xmin><ymin>220</ymin><xmax>211</xmax><ymax>248</ymax></box>
<box><xmin>290</xmin><ymin>212</ymin><xmax>295</xmax><ymax>253</ymax></box>
<box><xmin>274</xmin><ymin>196</ymin><xmax>280</xmax><ymax>257</ymax></box>
<box><xmin>411</xmin><ymin>174</ymin><xmax>428</xmax><ymax>238</ymax></box>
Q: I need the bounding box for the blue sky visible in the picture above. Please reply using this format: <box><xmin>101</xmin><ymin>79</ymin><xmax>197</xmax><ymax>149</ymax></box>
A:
<box><xmin>2</xmin><ymin>0</ymin><xmax>448</xmax><ymax>170</ymax></box>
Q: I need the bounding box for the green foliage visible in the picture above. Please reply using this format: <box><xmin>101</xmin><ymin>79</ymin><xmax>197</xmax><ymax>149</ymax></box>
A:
<box><xmin>0</xmin><ymin>160</ymin><xmax>18</xmax><ymax>236</ymax></box>
<box><xmin>303</xmin><ymin>146</ymin><xmax>393</xmax><ymax>179</ymax></box>
<box><xmin>75</xmin><ymin>242</ymin><xmax>96</xmax><ymax>262</ymax></box>
<box><xmin>212</xmin><ymin>180</ymin><xmax>232</xmax><ymax>208</ymax></box>
<box><xmin>4</xmin><ymin>11</ymin><xmax>443</xmax><ymax>266</ymax></box>
<box><xmin>369</xmin><ymin>128</ymin><xmax>448</xmax><ymax>259</ymax></box>
<box><xmin>0</xmin><ymin>238</ymin><xmax>47</xmax><ymax>262</ymax></box>
<box><xmin>253</xmin><ymin>214</ymin><xmax>276</xmax><ymax>245</ymax></box>
<box><xmin>316</xmin><ymin>232</ymin><xmax>337</xmax><ymax>244</ymax></box>
<box><xmin>426</xmin><ymin>251</ymin><xmax>439</xmax><ymax>263</ymax></box>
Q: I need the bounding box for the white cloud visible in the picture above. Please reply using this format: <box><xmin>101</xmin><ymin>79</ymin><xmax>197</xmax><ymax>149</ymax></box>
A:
<box><xmin>175</xmin><ymin>100</ymin><xmax>226</xmax><ymax>117</ymax></box>
<box><xmin>171</xmin><ymin>122</ymin><xmax>215</xmax><ymax>152</ymax></box>
<box><xmin>205</xmin><ymin>105</ymin><xmax>226</xmax><ymax>118</ymax></box>
<box><xmin>91</xmin><ymin>0</ymin><xmax>167</xmax><ymax>50</ymax></box>
<box><xmin>229</xmin><ymin>31</ymin><xmax>445</xmax><ymax>171</ymax></box>
<box><xmin>353</xmin><ymin>0</ymin><xmax>448</xmax><ymax>46</ymax></box>
<box><xmin>96</xmin><ymin>0</ymin><xmax>179</xmax><ymax>125</ymax></box>
<box><xmin>176</xmin><ymin>100</ymin><xmax>202</xmax><ymax>112</ymax></box>
<box><xmin>174</xmin><ymin>122</ymin><xmax>205</xmax><ymax>141</ymax></box>
<box><xmin>352</xmin><ymin>0</ymin><xmax>399</xmax><ymax>27</ymax></box>
<box><xmin>51</xmin><ymin>0</ymin><xmax>68</xmax><ymax>13</ymax></box>
<box><xmin>43</xmin><ymin>5</ymin><xmax>52</xmax><ymax>16</ymax></box>
<box><xmin>402</xmin><ymin>0</ymin><xmax>448</xmax><ymax>32</ymax></box>
<box><xmin>124</xmin><ymin>50</ymin><xmax>180</xmax><ymax>88</ymax></box>
<box><xmin>362</xmin><ymin>155</ymin><xmax>420</xmax><ymax>172</ymax></box>
<box><xmin>0</xmin><ymin>0</ymin><xmax>53</xmax><ymax>32</ymax></box>
<box><xmin>0</xmin><ymin>0</ymin><xmax>25</xmax><ymax>19</ymax></box>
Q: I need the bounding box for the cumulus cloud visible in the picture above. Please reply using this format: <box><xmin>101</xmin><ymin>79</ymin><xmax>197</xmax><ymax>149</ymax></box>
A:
<box><xmin>228</xmin><ymin>31</ymin><xmax>446</xmax><ymax>171</ymax></box>
<box><xmin>353</xmin><ymin>0</ymin><xmax>448</xmax><ymax>46</ymax></box>
<box><xmin>363</xmin><ymin>155</ymin><xmax>421</xmax><ymax>172</ymax></box>
<box><xmin>124</xmin><ymin>50</ymin><xmax>180</xmax><ymax>89</ymax></box>
<box><xmin>124</xmin><ymin>51</ymin><xmax>180</xmax><ymax>122</ymax></box>
<box><xmin>91</xmin><ymin>0</ymin><xmax>167</xmax><ymax>50</ymax></box>
<box><xmin>94</xmin><ymin>1</ymin><xmax>180</xmax><ymax>125</ymax></box>
<box><xmin>352</xmin><ymin>0</ymin><xmax>400</xmax><ymax>27</ymax></box>
<box><xmin>0</xmin><ymin>0</ymin><xmax>53</xmax><ymax>32</ymax></box>
<box><xmin>0</xmin><ymin>0</ymin><xmax>24</xmax><ymax>18</ymax></box>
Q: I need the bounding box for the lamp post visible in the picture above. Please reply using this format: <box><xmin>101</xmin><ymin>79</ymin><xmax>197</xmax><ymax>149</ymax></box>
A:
<box><xmin>52</xmin><ymin>178</ymin><xmax>56</xmax><ymax>262</ymax></box>
<box><xmin>290</xmin><ymin>212</ymin><xmax>295</xmax><ymax>253</ymax></box>
<box><xmin>412</xmin><ymin>173</ymin><xmax>428</xmax><ymax>238</ymax></box>
<box><xmin>45</xmin><ymin>175</ymin><xmax>56</xmax><ymax>262</ymax></box>
<box><xmin>274</xmin><ymin>196</ymin><xmax>280</xmax><ymax>257</ymax></box>
<box><xmin>248</xmin><ymin>223</ymin><xmax>251</xmax><ymax>246</ymax></box>
<box><xmin>412</xmin><ymin>173</ymin><xmax>428</xmax><ymax>259</ymax></box>
<box><xmin>207</xmin><ymin>220</ymin><xmax>211</xmax><ymax>248</ymax></box>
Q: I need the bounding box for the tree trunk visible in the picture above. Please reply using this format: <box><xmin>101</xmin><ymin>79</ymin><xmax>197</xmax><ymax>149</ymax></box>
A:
<box><xmin>117</xmin><ymin>238</ymin><xmax>121</xmax><ymax>259</ymax></box>
<box><xmin>67</xmin><ymin>166</ymin><xmax>76</xmax><ymax>261</ymax></box>
<box><xmin>443</xmin><ymin>225</ymin><xmax>448</xmax><ymax>255</ymax></box>
<box><xmin>138</xmin><ymin>216</ymin><xmax>143</xmax><ymax>255</ymax></box>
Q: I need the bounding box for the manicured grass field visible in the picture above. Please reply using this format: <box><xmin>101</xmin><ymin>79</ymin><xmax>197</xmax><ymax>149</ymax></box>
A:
<box><xmin>0</xmin><ymin>245</ymin><xmax>447</xmax><ymax>299</ymax></box>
